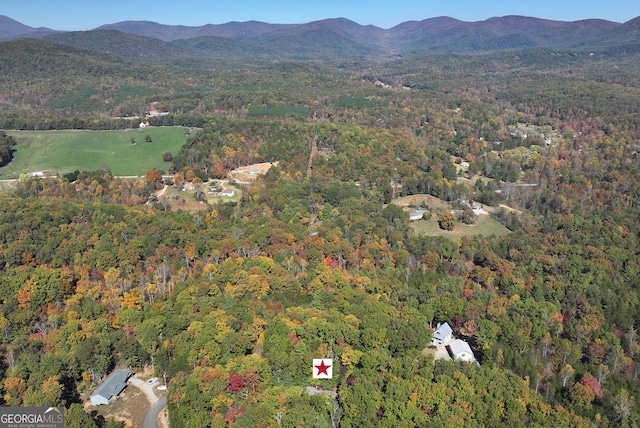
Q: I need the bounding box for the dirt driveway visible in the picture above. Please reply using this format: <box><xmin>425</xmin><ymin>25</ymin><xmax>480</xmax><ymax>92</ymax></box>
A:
<box><xmin>129</xmin><ymin>376</ymin><xmax>162</xmax><ymax>404</ymax></box>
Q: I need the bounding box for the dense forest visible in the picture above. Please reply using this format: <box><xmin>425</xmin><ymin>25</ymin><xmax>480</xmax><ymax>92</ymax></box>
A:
<box><xmin>1</xmin><ymin>20</ymin><xmax>640</xmax><ymax>427</ymax></box>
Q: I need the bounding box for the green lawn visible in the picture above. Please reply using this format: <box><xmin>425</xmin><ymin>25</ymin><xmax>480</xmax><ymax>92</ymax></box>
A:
<box><xmin>410</xmin><ymin>214</ymin><xmax>511</xmax><ymax>239</ymax></box>
<box><xmin>394</xmin><ymin>193</ymin><xmax>512</xmax><ymax>239</ymax></box>
<box><xmin>392</xmin><ymin>194</ymin><xmax>450</xmax><ymax>210</ymax></box>
<box><xmin>1</xmin><ymin>127</ymin><xmax>191</xmax><ymax>178</ymax></box>
<box><xmin>205</xmin><ymin>182</ymin><xmax>242</xmax><ymax>205</ymax></box>
<box><xmin>159</xmin><ymin>181</ymin><xmax>242</xmax><ymax>211</ymax></box>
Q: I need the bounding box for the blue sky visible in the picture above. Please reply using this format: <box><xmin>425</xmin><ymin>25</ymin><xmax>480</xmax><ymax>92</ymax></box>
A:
<box><xmin>4</xmin><ymin>0</ymin><xmax>639</xmax><ymax>31</ymax></box>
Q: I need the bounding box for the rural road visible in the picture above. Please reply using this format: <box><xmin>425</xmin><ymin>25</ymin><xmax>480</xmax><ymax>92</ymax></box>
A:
<box><xmin>129</xmin><ymin>376</ymin><xmax>167</xmax><ymax>428</ymax></box>
<box><xmin>143</xmin><ymin>396</ymin><xmax>168</xmax><ymax>428</ymax></box>
<box><xmin>498</xmin><ymin>204</ymin><xmax>523</xmax><ymax>214</ymax></box>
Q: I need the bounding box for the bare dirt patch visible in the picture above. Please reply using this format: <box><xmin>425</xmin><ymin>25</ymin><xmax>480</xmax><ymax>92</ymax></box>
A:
<box><xmin>158</xmin><ymin>407</ymin><xmax>170</xmax><ymax>428</ymax></box>
<box><xmin>86</xmin><ymin>380</ymin><xmax>148</xmax><ymax>427</ymax></box>
<box><xmin>495</xmin><ymin>204</ymin><xmax>523</xmax><ymax>215</ymax></box>
<box><xmin>422</xmin><ymin>345</ymin><xmax>451</xmax><ymax>362</ymax></box>
<box><xmin>170</xmin><ymin>196</ymin><xmax>209</xmax><ymax>211</ymax></box>
<box><xmin>392</xmin><ymin>194</ymin><xmax>450</xmax><ymax>210</ymax></box>
<box><xmin>228</xmin><ymin>162</ymin><xmax>278</xmax><ymax>183</ymax></box>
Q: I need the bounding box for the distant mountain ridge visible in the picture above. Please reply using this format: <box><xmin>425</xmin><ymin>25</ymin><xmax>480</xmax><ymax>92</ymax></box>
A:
<box><xmin>96</xmin><ymin>20</ymin><xmax>292</xmax><ymax>41</ymax></box>
<box><xmin>2</xmin><ymin>14</ymin><xmax>639</xmax><ymax>59</ymax></box>
<box><xmin>0</xmin><ymin>15</ymin><xmax>57</xmax><ymax>40</ymax></box>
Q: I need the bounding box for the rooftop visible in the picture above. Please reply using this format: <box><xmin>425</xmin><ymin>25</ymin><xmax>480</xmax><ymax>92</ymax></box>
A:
<box><xmin>433</xmin><ymin>322</ymin><xmax>452</xmax><ymax>341</ymax></box>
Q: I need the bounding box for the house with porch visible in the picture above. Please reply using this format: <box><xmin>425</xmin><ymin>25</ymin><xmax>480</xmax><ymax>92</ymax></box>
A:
<box><xmin>431</xmin><ymin>322</ymin><xmax>453</xmax><ymax>346</ymax></box>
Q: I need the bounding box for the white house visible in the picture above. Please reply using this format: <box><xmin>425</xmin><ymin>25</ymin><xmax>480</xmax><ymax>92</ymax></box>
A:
<box><xmin>431</xmin><ymin>322</ymin><xmax>453</xmax><ymax>346</ymax></box>
<box><xmin>448</xmin><ymin>339</ymin><xmax>476</xmax><ymax>363</ymax></box>
<box><xmin>90</xmin><ymin>370</ymin><xmax>133</xmax><ymax>406</ymax></box>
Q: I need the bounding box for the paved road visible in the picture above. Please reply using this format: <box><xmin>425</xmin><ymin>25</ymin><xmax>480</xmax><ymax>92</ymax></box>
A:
<box><xmin>129</xmin><ymin>376</ymin><xmax>166</xmax><ymax>428</ymax></box>
<box><xmin>143</xmin><ymin>396</ymin><xmax>167</xmax><ymax>428</ymax></box>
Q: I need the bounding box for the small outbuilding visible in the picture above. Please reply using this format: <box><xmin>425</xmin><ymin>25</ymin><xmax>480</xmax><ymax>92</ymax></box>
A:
<box><xmin>90</xmin><ymin>370</ymin><xmax>133</xmax><ymax>406</ymax></box>
<box><xmin>409</xmin><ymin>210</ymin><xmax>425</xmax><ymax>221</ymax></box>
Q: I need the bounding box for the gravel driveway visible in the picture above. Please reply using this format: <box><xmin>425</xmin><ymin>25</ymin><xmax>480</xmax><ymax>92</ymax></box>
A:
<box><xmin>129</xmin><ymin>376</ymin><xmax>161</xmax><ymax>404</ymax></box>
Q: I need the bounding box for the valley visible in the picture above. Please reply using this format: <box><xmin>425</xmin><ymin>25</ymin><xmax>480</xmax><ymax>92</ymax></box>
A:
<box><xmin>0</xmin><ymin>12</ymin><xmax>639</xmax><ymax>427</ymax></box>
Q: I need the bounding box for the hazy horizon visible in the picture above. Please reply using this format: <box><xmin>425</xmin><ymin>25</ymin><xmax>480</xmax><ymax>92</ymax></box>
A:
<box><xmin>3</xmin><ymin>0</ymin><xmax>638</xmax><ymax>31</ymax></box>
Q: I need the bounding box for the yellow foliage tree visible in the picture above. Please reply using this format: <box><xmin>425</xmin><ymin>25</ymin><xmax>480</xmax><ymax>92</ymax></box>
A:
<box><xmin>3</xmin><ymin>376</ymin><xmax>26</xmax><ymax>405</ymax></box>
<box><xmin>15</xmin><ymin>279</ymin><xmax>37</xmax><ymax>310</ymax></box>
<box><xmin>121</xmin><ymin>291</ymin><xmax>142</xmax><ymax>310</ymax></box>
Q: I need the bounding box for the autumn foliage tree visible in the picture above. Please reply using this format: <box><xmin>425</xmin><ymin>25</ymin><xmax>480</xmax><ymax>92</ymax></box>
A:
<box><xmin>145</xmin><ymin>169</ymin><xmax>164</xmax><ymax>192</ymax></box>
<box><xmin>438</xmin><ymin>211</ymin><xmax>456</xmax><ymax>231</ymax></box>
<box><xmin>2</xmin><ymin>45</ymin><xmax>640</xmax><ymax>426</ymax></box>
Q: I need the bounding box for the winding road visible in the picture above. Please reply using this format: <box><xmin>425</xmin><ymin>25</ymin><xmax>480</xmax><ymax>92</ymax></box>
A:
<box><xmin>143</xmin><ymin>396</ymin><xmax>168</xmax><ymax>428</ymax></box>
<box><xmin>128</xmin><ymin>376</ymin><xmax>168</xmax><ymax>428</ymax></box>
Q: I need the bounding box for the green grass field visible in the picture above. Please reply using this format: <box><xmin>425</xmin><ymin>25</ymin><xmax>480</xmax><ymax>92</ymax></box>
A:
<box><xmin>157</xmin><ymin>181</ymin><xmax>242</xmax><ymax>211</ymax></box>
<box><xmin>392</xmin><ymin>194</ymin><xmax>450</xmax><ymax>210</ymax></box>
<box><xmin>393</xmin><ymin>193</ymin><xmax>511</xmax><ymax>239</ymax></box>
<box><xmin>410</xmin><ymin>214</ymin><xmax>511</xmax><ymax>239</ymax></box>
<box><xmin>1</xmin><ymin>127</ymin><xmax>191</xmax><ymax>178</ymax></box>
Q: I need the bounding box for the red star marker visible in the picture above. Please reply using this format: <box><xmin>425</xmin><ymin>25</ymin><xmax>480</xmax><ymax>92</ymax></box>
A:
<box><xmin>313</xmin><ymin>358</ymin><xmax>332</xmax><ymax>379</ymax></box>
<box><xmin>315</xmin><ymin>360</ymin><xmax>330</xmax><ymax>376</ymax></box>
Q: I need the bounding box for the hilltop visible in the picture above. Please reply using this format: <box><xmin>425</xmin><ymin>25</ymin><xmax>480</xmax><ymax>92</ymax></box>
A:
<box><xmin>0</xmin><ymin>15</ymin><xmax>57</xmax><ymax>40</ymax></box>
<box><xmin>2</xmin><ymin>14</ymin><xmax>639</xmax><ymax>60</ymax></box>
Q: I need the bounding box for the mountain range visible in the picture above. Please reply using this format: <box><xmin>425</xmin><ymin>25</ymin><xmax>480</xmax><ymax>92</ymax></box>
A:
<box><xmin>1</xmin><ymin>14</ymin><xmax>639</xmax><ymax>60</ymax></box>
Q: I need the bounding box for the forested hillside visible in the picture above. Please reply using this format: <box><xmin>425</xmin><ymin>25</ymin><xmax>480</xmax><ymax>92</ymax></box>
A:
<box><xmin>0</xmin><ymin>21</ymin><xmax>640</xmax><ymax>427</ymax></box>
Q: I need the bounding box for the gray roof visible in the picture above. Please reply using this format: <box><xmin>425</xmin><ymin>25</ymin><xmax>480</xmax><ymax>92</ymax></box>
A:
<box><xmin>449</xmin><ymin>339</ymin><xmax>473</xmax><ymax>356</ymax></box>
<box><xmin>432</xmin><ymin>322</ymin><xmax>452</xmax><ymax>341</ymax></box>
<box><xmin>91</xmin><ymin>370</ymin><xmax>133</xmax><ymax>401</ymax></box>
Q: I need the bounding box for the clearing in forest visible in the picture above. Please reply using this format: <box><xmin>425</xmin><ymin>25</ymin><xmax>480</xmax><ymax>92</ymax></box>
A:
<box><xmin>1</xmin><ymin>127</ymin><xmax>190</xmax><ymax>178</ymax></box>
<box><xmin>228</xmin><ymin>162</ymin><xmax>278</xmax><ymax>183</ymax></box>
<box><xmin>392</xmin><ymin>194</ymin><xmax>511</xmax><ymax>238</ymax></box>
<box><xmin>411</xmin><ymin>214</ymin><xmax>511</xmax><ymax>238</ymax></box>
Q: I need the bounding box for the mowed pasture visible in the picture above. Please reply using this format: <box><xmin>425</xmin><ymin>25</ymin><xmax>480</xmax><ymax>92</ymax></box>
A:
<box><xmin>393</xmin><ymin>193</ymin><xmax>512</xmax><ymax>239</ymax></box>
<box><xmin>410</xmin><ymin>214</ymin><xmax>511</xmax><ymax>239</ymax></box>
<box><xmin>159</xmin><ymin>181</ymin><xmax>242</xmax><ymax>211</ymax></box>
<box><xmin>1</xmin><ymin>127</ymin><xmax>191</xmax><ymax>178</ymax></box>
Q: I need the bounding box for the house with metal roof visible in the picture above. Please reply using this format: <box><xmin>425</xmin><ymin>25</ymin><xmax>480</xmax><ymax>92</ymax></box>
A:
<box><xmin>448</xmin><ymin>339</ymin><xmax>476</xmax><ymax>363</ymax></box>
<box><xmin>90</xmin><ymin>370</ymin><xmax>133</xmax><ymax>406</ymax></box>
<box><xmin>431</xmin><ymin>322</ymin><xmax>453</xmax><ymax>346</ymax></box>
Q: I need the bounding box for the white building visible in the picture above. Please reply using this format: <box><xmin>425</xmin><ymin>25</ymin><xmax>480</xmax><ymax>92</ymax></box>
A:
<box><xmin>448</xmin><ymin>339</ymin><xmax>476</xmax><ymax>363</ymax></box>
<box><xmin>431</xmin><ymin>322</ymin><xmax>453</xmax><ymax>346</ymax></box>
<box><xmin>409</xmin><ymin>210</ymin><xmax>425</xmax><ymax>221</ymax></box>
